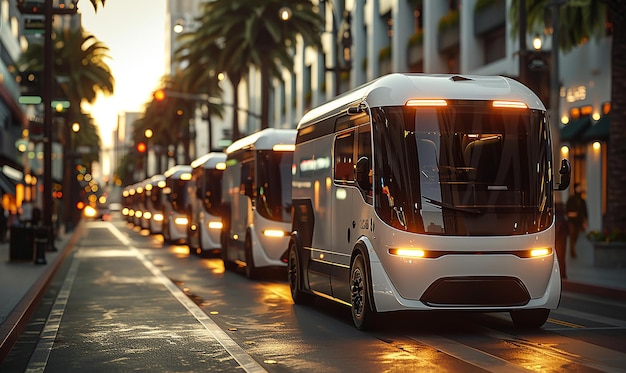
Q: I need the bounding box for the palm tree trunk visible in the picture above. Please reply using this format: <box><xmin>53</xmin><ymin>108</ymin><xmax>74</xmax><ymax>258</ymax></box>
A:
<box><xmin>260</xmin><ymin>55</ymin><xmax>270</xmax><ymax>130</ymax></box>
<box><xmin>229</xmin><ymin>74</ymin><xmax>242</xmax><ymax>141</ymax></box>
<box><xmin>606</xmin><ymin>2</ymin><xmax>626</xmax><ymax>232</ymax></box>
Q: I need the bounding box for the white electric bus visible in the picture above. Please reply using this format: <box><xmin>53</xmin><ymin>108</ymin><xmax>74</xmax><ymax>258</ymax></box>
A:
<box><xmin>187</xmin><ymin>152</ymin><xmax>227</xmax><ymax>256</ymax></box>
<box><xmin>143</xmin><ymin>174</ymin><xmax>166</xmax><ymax>234</ymax></box>
<box><xmin>221</xmin><ymin>128</ymin><xmax>297</xmax><ymax>278</ymax></box>
<box><xmin>288</xmin><ymin>73</ymin><xmax>571</xmax><ymax>329</ymax></box>
<box><xmin>162</xmin><ymin>165</ymin><xmax>193</xmax><ymax>244</ymax></box>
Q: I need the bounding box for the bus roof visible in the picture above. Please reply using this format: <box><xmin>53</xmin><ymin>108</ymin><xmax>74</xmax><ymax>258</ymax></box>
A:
<box><xmin>297</xmin><ymin>73</ymin><xmax>545</xmax><ymax>129</ymax></box>
<box><xmin>190</xmin><ymin>152</ymin><xmax>227</xmax><ymax>169</ymax></box>
<box><xmin>225</xmin><ymin>128</ymin><xmax>296</xmax><ymax>154</ymax></box>
<box><xmin>163</xmin><ymin>164</ymin><xmax>192</xmax><ymax>179</ymax></box>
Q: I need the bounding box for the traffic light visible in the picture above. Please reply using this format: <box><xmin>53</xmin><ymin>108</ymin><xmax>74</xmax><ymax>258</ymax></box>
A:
<box><xmin>136</xmin><ymin>142</ymin><xmax>147</xmax><ymax>153</ymax></box>
<box><xmin>154</xmin><ymin>89</ymin><xmax>166</xmax><ymax>102</ymax></box>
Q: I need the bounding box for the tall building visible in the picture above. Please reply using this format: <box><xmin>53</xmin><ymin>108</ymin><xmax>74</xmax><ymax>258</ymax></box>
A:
<box><xmin>161</xmin><ymin>0</ymin><xmax>611</xmax><ymax>232</ymax></box>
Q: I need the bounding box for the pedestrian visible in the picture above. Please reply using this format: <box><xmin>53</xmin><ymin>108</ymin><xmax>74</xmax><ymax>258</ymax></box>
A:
<box><xmin>555</xmin><ymin>202</ymin><xmax>569</xmax><ymax>279</ymax></box>
<box><xmin>566</xmin><ymin>183</ymin><xmax>588</xmax><ymax>258</ymax></box>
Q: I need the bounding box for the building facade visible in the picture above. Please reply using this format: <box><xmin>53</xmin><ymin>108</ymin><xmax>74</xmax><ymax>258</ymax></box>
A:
<box><xmin>163</xmin><ymin>0</ymin><xmax>611</xmax><ymax>232</ymax></box>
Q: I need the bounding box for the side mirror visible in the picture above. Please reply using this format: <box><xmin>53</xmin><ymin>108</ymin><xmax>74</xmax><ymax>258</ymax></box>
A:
<box><xmin>556</xmin><ymin>159</ymin><xmax>571</xmax><ymax>191</ymax></box>
<box><xmin>355</xmin><ymin>157</ymin><xmax>372</xmax><ymax>191</ymax></box>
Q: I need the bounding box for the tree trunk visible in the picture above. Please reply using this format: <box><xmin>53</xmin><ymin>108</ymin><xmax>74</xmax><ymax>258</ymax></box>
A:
<box><xmin>260</xmin><ymin>54</ymin><xmax>270</xmax><ymax>130</ymax></box>
<box><xmin>229</xmin><ymin>74</ymin><xmax>242</xmax><ymax>141</ymax></box>
<box><xmin>606</xmin><ymin>2</ymin><xmax>626</xmax><ymax>232</ymax></box>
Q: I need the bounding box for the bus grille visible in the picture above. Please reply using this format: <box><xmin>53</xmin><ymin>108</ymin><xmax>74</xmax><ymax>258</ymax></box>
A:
<box><xmin>421</xmin><ymin>276</ymin><xmax>530</xmax><ymax>307</ymax></box>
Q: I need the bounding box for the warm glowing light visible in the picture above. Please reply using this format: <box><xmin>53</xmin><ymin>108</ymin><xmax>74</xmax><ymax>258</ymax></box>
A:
<box><xmin>592</xmin><ymin>142</ymin><xmax>601</xmax><ymax>151</ymax></box>
<box><xmin>530</xmin><ymin>248</ymin><xmax>550</xmax><ymax>257</ymax></box>
<box><xmin>390</xmin><ymin>248</ymin><xmax>426</xmax><ymax>258</ymax></box>
<box><xmin>83</xmin><ymin>205</ymin><xmax>97</xmax><ymax>218</ymax></box>
<box><xmin>216</xmin><ymin>162</ymin><xmax>226</xmax><ymax>170</ymax></box>
<box><xmin>405</xmin><ymin>99</ymin><xmax>447</xmax><ymax>107</ymax></box>
<box><xmin>273</xmin><ymin>144</ymin><xmax>295</xmax><ymax>152</ymax></box>
<box><xmin>592</xmin><ymin>112</ymin><xmax>600</xmax><ymax>121</ymax></box>
<box><xmin>208</xmin><ymin>221</ymin><xmax>223</xmax><ymax>229</ymax></box>
<box><xmin>560</xmin><ymin>146</ymin><xmax>569</xmax><ymax>156</ymax></box>
<box><xmin>279</xmin><ymin>6</ymin><xmax>292</xmax><ymax>21</ymax></box>
<box><xmin>532</xmin><ymin>35</ymin><xmax>542</xmax><ymax>50</ymax></box>
<box><xmin>122</xmin><ymin>207</ymin><xmax>129</xmax><ymax>216</ymax></box>
<box><xmin>561</xmin><ymin>116</ymin><xmax>569</xmax><ymax>124</ymax></box>
<box><xmin>157</xmin><ymin>180</ymin><xmax>166</xmax><ymax>188</ymax></box>
<box><xmin>263</xmin><ymin>229</ymin><xmax>286</xmax><ymax>237</ymax></box>
<box><xmin>143</xmin><ymin>211</ymin><xmax>152</xmax><ymax>220</ymax></box>
<box><xmin>180</xmin><ymin>173</ymin><xmax>192</xmax><ymax>181</ymax></box>
<box><xmin>135</xmin><ymin>210</ymin><xmax>143</xmax><ymax>218</ymax></box>
<box><xmin>492</xmin><ymin>101</ymin><xmax>528</xmax><ymax>109</ymax></box>
<box><xmin>153</xmin><ymin>213</ymin><xmax>164</xmax><ymax>222</ymax></box>
<box><xmin>174</xmin><ymin>217</ymin><xmax>188</xmax><ymax>225</ymax></box>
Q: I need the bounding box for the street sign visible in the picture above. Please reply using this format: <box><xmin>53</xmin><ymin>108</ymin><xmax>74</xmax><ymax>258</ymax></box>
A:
<box><xmin>24</xmin><ymin>15</ymin><xmax>45</xmax><ymax>34</ymax></box>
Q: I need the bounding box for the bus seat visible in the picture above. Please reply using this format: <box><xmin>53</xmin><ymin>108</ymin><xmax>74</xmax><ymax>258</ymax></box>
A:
<box><xmin>335</xmin><ymin>162</ymin><xmax>354</xmax><ymax>182</ymax></box>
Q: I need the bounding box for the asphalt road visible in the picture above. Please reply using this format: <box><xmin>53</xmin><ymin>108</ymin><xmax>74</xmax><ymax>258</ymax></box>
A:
<box><xmin>2</xmin><ymin>217</ymin><xmax>626</xmax><ymax>372</ymax></box>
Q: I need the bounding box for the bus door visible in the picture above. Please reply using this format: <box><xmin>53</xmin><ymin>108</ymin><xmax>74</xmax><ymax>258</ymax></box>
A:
<box><xmin>232</xmin><ymin>153</ymin><xmax>255</xmax><ymax>259</ymax></box>
<box><xmin>331</xmin><ymin>122</ymin><xmax>373</xmax><ymax>302</ymax></box>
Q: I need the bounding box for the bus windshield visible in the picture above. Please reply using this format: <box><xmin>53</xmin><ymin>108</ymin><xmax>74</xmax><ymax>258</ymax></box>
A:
<box><xmin>168</xmin><ymin>179</ymin><xmax>190</xmax><ymax>214</ymax></box>
<box><xmin>371</xmin><ymin>103</ymin><xmax>553</xmax><ymax>236</ymax></box>
<box><xmin>202</xmin><ymin>169</ymin><xmax>223</xmax><ymax>215</ymax></box>
<box><xmin>256</xmin><ymin>150</ymin><xmax>293</xmax><ymax>223</ymax></box>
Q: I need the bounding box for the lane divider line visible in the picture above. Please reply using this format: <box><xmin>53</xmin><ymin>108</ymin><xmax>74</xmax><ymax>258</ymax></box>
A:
<box><xmin>105</xmin><ymin>223</ymin><xmax>268</xmax><ymax>373</ymax></box>
<box><xmin>25</xmin><ymin>258</ymin><xmax>81</xmax><ymax>373</ymax></box>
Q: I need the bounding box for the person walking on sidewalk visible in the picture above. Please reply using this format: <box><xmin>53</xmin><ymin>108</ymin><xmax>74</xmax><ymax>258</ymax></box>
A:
<box><xmin>566</xmin><ymin>183</ymin><xmax>588</xmax><ymax>258</ymax></box>
<box><xmin>555</xmin><ymin>203</ymin><xmax>569</xmax><ymax>278</ymax></box>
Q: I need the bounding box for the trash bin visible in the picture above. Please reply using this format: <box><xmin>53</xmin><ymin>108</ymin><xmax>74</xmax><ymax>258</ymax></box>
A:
<box><xmin>9</xmin><ymin>226</ymin><xmax>34</xmax><ymax>261</ymax></box>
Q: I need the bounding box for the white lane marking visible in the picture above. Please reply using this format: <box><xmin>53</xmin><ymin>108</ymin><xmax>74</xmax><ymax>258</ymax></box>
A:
<box><xmin>408</xmin><ymin>335</ymin><xmax>529</xmax><ymax>372</ymax></box>
<box><xmin>105</xmin><ymin>223</ymin><xmax>268</xmax><ymax>373</ymax></box>
<box><xmin>481</xmin><ymin>327</ymin><xmax>626</xmax><ymax>372</ymax></box>
<box><xmin>25</xmin><ymin>258</ymin><xmax>80</xmax><ymax>373</ymax></box>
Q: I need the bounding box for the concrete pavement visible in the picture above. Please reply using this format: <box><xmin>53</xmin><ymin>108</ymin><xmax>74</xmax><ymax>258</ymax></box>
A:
<box><xmin>1</xmin><ymin>219</ymin><xmax>625</xmax><ymax>362</ymax></box>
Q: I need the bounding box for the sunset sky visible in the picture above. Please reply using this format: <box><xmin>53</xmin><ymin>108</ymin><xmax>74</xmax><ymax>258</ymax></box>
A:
<box><xmin>80</xmin><ymin>0</ymin><xmax>167</xmax><ymax>156</ymax></box>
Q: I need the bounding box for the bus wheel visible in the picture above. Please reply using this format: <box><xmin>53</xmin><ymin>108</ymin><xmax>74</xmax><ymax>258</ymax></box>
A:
<box><xmin>510</xmin><ymin>308</ymin><xmax>550</xmax><ymax>329</ymax></box>
<box><xmin>221</xmin><ymin>230</ymin><xmax>236</xmax><ymax>271</ymax></box>
<box><xmin>244</xmin><ymin>233</ymin><xmax>257</xmax><ymax>279</ymax></box>
<box><xmin>288</xmin><ymin>242</ymin><xmax>313</xmax><ymax>305</ymax></box>
<box><xmin>350</xmin><ymin>253</ymin><xmax>376</xmax><ymax>330</ymax></box>
<box><xmin>162</xmin><ymin>220</ymin><xmax>171</xmax><ymax>245</ymax></box>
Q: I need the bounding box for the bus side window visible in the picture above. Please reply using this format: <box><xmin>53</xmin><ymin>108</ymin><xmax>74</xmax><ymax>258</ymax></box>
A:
<box><xmin>334</xmin><ymin>131</ymin><xmax>355</xmax><ymax>184</ymax></box>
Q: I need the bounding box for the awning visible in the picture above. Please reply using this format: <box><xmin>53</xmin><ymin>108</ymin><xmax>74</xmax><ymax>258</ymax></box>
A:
<box><xmin>582</xmin><ymin>115</ymin><xmax>610</xmax><ymax>141</ymax></box>
<box><xmin>560</xmin><ymin>116</ymin><xmax>591</xmax><ymax>142</ymax></box>
<box><xmin>0</xmin><ymin>172</ymin><xmax>15</xmax><ymax>194</ymax></box>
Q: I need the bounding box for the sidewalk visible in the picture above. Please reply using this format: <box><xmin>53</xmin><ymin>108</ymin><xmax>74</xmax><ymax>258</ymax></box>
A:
<box><xmin>0</xmin><ymin>222</ymin><xmax>82</xmax><ymax>361</ymax></box>
<box><xmin>1</xmin><ymin>223</ymin><xmax>625</xmax><ymax>360</ymax></box>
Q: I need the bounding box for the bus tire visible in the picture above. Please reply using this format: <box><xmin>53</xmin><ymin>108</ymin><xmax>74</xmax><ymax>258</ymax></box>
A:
<box><xmin>244</xmin><ymin>233</ymin><xmax>257</xmax><ymax>279</ymax></box>
<box><xmin>288</xmin><ymin>240</ymin><xmax>313</xmax><ymax>305</ymax></box>
<box><xmin>350</xmin><ymin>252</ymin><xmax>376</xmax><ymax>330</ymax></box>
<box><xmin>510</xmin><ymin>308</ymin><xmax>550</xmax><ymax>329</ymax></box>
<box><xmin>221</xmin><ymin>230</ymin><xmax>236</xmax><ymax>271</ymax></box>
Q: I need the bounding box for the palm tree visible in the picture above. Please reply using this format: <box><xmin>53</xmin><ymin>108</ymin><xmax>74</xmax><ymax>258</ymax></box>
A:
<box><xmin>19</xmin><ymin>26</ymin><xmax>114</xmax><ymax>158</ymax></box>
<box><xmin>510</xmin><ymin>0</ymin><xmax>625</xmax><ymax>233</ymax></box>
<box><xmin>178</xmin><ymin>0</ymin><xmax>322</xmax><ymax>139</ymax></box>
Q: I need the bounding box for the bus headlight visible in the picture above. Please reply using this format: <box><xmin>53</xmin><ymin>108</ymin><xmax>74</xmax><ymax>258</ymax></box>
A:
<box><xmin>174</xmin><ymin>217</ymin><xmax>188</xmax><ymax>226</ymax></box>
<box><xmin>388</xmin><ymin>248</ymin><xmax>425</xmax><ymax>258</ymax></box>
<box><xmin>263</xmin><ymin>229</ymin><xmax>287</xmax><ymax>237</ymax></box>
<box><xmin>208</xmin><ymin>221</ymin><xmax>223</xmax><ymax>230</ymax></box>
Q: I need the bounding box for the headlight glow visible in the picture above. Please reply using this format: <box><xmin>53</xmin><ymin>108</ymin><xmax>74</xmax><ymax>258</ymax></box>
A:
<box><xmin>263</xmin><ymin>229</ymin><xmax>286</xmax><ymax>237</ymax></box>
<box><xmin>388</xmin><ymin>248</ymin><xmax>425</xmax><ymax>258</ymax></box>
<box><xmin>208</xmin><ymin>221</ymin><xmax>223</xmax><ymax>229</ymax></box>
<box><xmin>174</xmin><ymin>217</ymin><xmax>188</xmax><ymax>225</ymax></box>
<box><xmin>153</xmin><ymin>213</ymin><xmax>164</xmax><ymax>222</ymax></box>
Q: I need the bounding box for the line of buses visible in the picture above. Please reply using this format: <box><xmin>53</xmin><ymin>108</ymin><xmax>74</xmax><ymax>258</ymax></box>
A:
<box><xmin>121</xmin><ymin>74</ymin><xmax>572</xmax><ymax>330</ymax></box>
